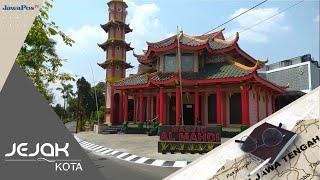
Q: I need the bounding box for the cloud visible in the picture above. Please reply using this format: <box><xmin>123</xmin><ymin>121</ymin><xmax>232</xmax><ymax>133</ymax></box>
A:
<box><xmin>315</xmin><ymin>15</ymin><xmax>319</xmax><ymax>22</ymax></box>
<box><xmin>227</xmin><ymin>8</ymin><xmax>290</xmax><ymax>43</ymax></box>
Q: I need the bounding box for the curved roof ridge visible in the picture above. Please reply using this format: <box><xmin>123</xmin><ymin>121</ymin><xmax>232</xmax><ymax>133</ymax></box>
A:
<box><xmin>146</xmin><ymin>34</ymin><xmax>177</xmax><ymax>46</ymax></box>
<box><xmin>182</xmin><ymin>34</ymin><xmax>209</xmax><ymax>43</ymax></box>
<box><xmin>213</xmin><ymin>32</ymin><xmax>239</xmax><ymax>45</ymax></box>
<box><xmin>226</xmin><ymin>55</ymin><xmax>261</xmax><ymax>71</ymax></box>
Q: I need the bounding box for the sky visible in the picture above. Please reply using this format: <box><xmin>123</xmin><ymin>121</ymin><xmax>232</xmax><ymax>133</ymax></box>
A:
<box><xmin>49</xmin><ymin>0</ymin><xmax>320</xmax><ymax>104</ymax></box>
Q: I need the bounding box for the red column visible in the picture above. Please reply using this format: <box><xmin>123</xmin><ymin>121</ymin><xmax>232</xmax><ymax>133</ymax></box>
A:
<box><xmin>110</xmin><ymin>87</ymin><xmax>115</xmax><ymax>125</ymax></box>
<box><xmin>241</xmin><ymin>85</ymin><xmax>250</xmax><ymax>126</ymax></box>
<box><xmin>216</xmin><ymin>87</ymin><xmax>222</xmax><ymax>125</ymax></box>
<box><xmin>175</xmin><ymin>86</ymin><xmax>181</xmax><ymax>125</ymax></box>
<box><xmin>156</xmin><ymin>94</ymin><xmax>160</xmax><ymax>123</ymax></box>
<box><xmin>194</xmin><ymin>87</ymin><xmax>199</xmax><ymax>125</ymax></box>
<box><xmin>159</xmin><ymin>88</ymin><xmax>164</xmax><ymax>125</ymax></box>
<box><xmin>133</xmin><ymin>96</ymin><xmax>136</xmax><ymax>123</ymax></box>
<box><xmin>124</xmin><ymin>92</ymin><xmax>128</xmax><ymax>123</ymax></box>
<box><xmin>147</xmin><ymin>96</ymin><xmax>151</xmax><ymax>121</ymax></box>
<box><xmin>139</xmin><ymin>90</ymin><xmax>144</xmax><ymax>123</ymax></box>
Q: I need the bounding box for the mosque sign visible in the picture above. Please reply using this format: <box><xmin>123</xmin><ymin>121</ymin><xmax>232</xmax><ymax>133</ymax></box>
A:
<box><xmin>158</xmin><ymin>125</ymin><xmax>221</xmax><ymax>154</ymax></box>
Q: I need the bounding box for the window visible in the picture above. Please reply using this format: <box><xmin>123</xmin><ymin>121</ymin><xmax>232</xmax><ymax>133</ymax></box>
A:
<box><xmin>117</xmin><ymin>26</ymin><xmax>120</xmax><ymax>31</ymax></box>
<box><xmin>164</xmin><ymin>53</ymin><xmax>194</xmax><ymax>72</ymax></box>
<box><xmin>117</xmin><ymin>7</ymin><xmax>122</xmax><ymax>12</ymax></box>
<box><xmin>181</xmin><ymin>53</ymin><xmax>194</xmax><ymax>72</ymax></box>
<box><xmin>116</xmin><ymin>65</ymin><xmax>120</xmax><ymax>70</ymax></box>
<box><xmin>164</xmin><ymin>54</ymin><xmax>176</xmax><ymax>72</ymax></box>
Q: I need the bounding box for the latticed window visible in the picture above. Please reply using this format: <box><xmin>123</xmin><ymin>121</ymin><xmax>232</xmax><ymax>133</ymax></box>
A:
<box><xmin>181</xmin><ymin>53</ymin><xmax>194</xmax><ymax>72</ymax></box>
<box><xmin>164</xmin><ymin>54</ymin><xmax>176</xmax><ymax>72</ymax></box>
<box><xmin>164</xmin><ymin>53</ymin><xmax>194</xmax><ymax>72</ymax></box>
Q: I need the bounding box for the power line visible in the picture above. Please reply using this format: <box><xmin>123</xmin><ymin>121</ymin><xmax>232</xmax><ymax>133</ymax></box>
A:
<box><xmin>203</xmin><ymin>0</ymin><xmax>268</xmax><ymax>35</ymax></box>
<box><xmin>237</xmin><ymin>0</ymin><xmax>305</xmax><ymax>36</ymax></box>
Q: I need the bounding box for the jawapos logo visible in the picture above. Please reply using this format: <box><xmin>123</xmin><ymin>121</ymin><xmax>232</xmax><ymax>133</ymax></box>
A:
<box><xmin>2</xmin><ymin>4</ymin><xmax>40</xmax><ymax>11</ymax></box>
<box><xmin>4</xmin><ymin>143</ymin><xmax>83</xmax><ymax>172</ymax></box>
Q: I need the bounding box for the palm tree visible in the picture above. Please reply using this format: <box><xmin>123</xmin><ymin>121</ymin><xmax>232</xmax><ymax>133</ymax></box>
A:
<box><xmin>57</xmin><ymin>83</ymin><xmax>74</xmax><ymax>120</ymax></box>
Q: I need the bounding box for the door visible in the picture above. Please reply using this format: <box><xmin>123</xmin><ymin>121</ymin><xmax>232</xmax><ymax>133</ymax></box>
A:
<box><xmin>183</xmin><ymin>104</ymin><xmax>194</xmax><ymax>125</ymax></box>
<box><xmin>229</xmin><ymin>93</ymin><xmax>242</xmax><ymax>124</ymax></box>
<box><xmin>169</xmin><ymin>96</ymin><xmax>176</xmax><ymax>125</ymax></box>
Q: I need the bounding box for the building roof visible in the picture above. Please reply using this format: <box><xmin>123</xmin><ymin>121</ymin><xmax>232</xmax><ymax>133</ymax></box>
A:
<box><xmin>98</xmin><ymin>39</ymin><xmax>133</xmax><ymax>51</ymax></box>
<box><xmin>132</xmin><ymin>29</ymin><xmax>258</xmax><ymax>66</ymax></box>
<box><xmin>98</xmin><ymin>60</ymin><xmax>133</xmax><ymax>69</ymax></box>
<box><xmin>107</xmin><ymin>0</ymin><xmax>128</xmax><ymax>8</ymax></box>
<box><xmin>112</xmin><ymin>61</ymin><xmax>252</xmax><ymax>87</ymax></box>
<box><xmin>100</xmin><ymin>20</ymin><xmax>132</xmax><ymax>33</ymax></box>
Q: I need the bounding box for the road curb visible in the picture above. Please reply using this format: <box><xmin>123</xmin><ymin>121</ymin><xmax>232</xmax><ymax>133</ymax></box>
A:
<box><xmin>74</xmin><ymin>136</ymin><xmax>190</xmax><ymax>168</ymax></box>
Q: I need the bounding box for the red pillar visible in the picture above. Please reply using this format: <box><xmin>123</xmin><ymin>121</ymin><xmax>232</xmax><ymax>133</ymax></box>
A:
<box><xmin>110</xmin><ymin>87</ymin><xmax>115</xmax><ymax>125</ymax></box>
<box><xmin>119</xmin><ymin>91</ymin><xmax>123</xmax><ymax>124</ymax></box>
<box><xmin>216</xmin><ymin>87</ymin><xmax>222</xmax><ymax>125</ymax></box>
<box><xmin>133</xmin><ymin>96</ymin><xmax>136</xmax><ymax>124</ymax></box>
<box><xmin>124</xmin><ymin>92</ymin><xmax>128</xmax><ymax>123</ymax></box>
<box><xmin>241</xmin><ymin>85</ymin><xmax>250</xmax><ymax>126</ymax></box>
<box><xmin>156</xmin><ymin>94</ymin><xmax>160</xmax><ymax>123</ymax></box>
<box><xmin>147</xmin><ymin>96</ymin><xmax>151</xmax><ymax>121</ymax></box>
<box><xmin>175</xmin><ymin>86</ymin><xmax>181</xmax><ymax>125</ymax></box>
<box><xmin>194</xmin><ymin>87</ymin><xmax>199</xmax><ymax>125</ymax></box>
<box><xmin>139</xmin><ymin>90</ymin><xmax>144</xmax><ymax>123</ymax></box>
<box><xmin>159</xmin><ymin>88</ymin><xmax>164</xmax><ymax>125</ymax></box>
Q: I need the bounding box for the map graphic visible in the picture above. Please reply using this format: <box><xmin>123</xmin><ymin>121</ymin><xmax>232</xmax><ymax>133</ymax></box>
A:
<box><xmin>211</xmin><ymin>119</ymin><xmax>320</xmax><ymax>180</ymax></box>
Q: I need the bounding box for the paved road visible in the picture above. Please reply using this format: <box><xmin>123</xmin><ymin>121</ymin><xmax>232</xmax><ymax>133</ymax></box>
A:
<box><xmin>86</xmin><ymin>150</ymin><xmax>179</xmax><ymax>180</ymax></box>
<box><xmin>65</xmin><ymin>120</ymin><xmax>76</xmax><ymax>133</ymax></box>
<box><xmin>65</xmin><ymin>122</ymin><xmax>179</xmax><ymax>179</ymax></box>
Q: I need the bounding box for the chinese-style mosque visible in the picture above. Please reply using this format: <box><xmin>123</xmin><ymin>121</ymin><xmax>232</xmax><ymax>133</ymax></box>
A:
<box><xmin>98</xmin><ymin>0</ymin><xmax>286</xmax><ymax>130</ymax></box>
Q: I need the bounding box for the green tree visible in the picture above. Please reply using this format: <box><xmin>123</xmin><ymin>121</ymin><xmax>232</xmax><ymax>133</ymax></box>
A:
<box><xmin>53</xmin><ymin>103</ymin><xmax>65</xmax><ymax>121</ymax></box>
<box><xmin>56</xmin><ymin>83</ymin><xmax>74</xmax><ymax>111</ymax></box>
<box><xmin>16</xmin><ymin>0</ymin><xmax>75</xmax><ymax>102</ymax></box>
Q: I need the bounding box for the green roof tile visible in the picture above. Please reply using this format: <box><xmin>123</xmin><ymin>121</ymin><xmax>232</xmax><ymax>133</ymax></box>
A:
<box><xmin>112</xmin><ymin>62</ymin><xmax>251</xmax><ymax>87</ymax></box>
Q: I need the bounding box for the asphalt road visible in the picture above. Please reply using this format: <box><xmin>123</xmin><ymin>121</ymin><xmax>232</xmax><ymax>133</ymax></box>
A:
<box><xmin>65</xmin><ymin>121</ymin><xmax>179</xmax><ymax>179</ymax></box>
<box><xmin>86</xmin><ymin>150</ymin><xmax>179</xmax><ymax>180</ymax></box>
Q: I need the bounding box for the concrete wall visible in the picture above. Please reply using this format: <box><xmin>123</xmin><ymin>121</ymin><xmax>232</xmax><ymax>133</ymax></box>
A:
<box><xmin>311</xmin><ymin>62</ymin><xmax>320</xmax><ymax>89</ymax></box>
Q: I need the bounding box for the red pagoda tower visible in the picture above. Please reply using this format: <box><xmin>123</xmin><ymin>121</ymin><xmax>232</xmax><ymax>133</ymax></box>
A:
<box><xmin>98</xmin><ymin>0</ymin><xmax>133</xmax><ymax>125</ymax></box>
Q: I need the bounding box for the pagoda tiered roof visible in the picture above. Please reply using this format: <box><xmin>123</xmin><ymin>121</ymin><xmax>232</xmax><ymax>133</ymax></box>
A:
<box><xmin>108</xmin><ymin>0</ymin><xmax>128</xmax><ymax>8</ymax></box>
<box><xmin>98</xmin><ymin>60</ymin><xmax>133</xmax><ymax>69</ymax></box>
<box><xmin>100</xmin><ymin>20</ymin><xmax>132</xmax><ymax>33</ymax></box>
<box><xmin>98</xmin><ymin>39</ymin><xmax>133</xmax><ymax>51</ymax></box>
<box><xmin>111</xmin><ymin>59</ymin><xmax>284</xmax><ymax>92</ymax></box>
<box><xmin>132</xmin><ymin>29</ymin><xmax>255</xmax><ymax>66</ymax></box>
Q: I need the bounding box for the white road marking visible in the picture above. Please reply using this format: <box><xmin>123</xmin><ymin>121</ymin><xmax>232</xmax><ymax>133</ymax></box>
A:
<box><xmin>109</xmin><ymin>150</ymin><xmax>119</xmax><ymax>155</ymax></box>
<box><xmin>151</xmin><ymin>160</ymin><xmax>165</xmax><ymax>166</ymax></box>
<box><xmin>101</xmin><ymin>149</ymin><xmax>113</xmax><ymax>154</ymax></box>
<box><xmin>95</xmin><ymin>147</ymin><xmax>107</xmax><ymax>153</ymax></box>
<box><xmin>135</xmin><ymin>157</ymin><xmax>149</xmax><ymax>164</ymax></box>
<box><xmin>124</xmin><ymin>155</ymin><xmax>137</xmax><ymax>161</ymax></box>
<box><xmin>117</xmin><ymin>152</ymin><xmax>129</xmax><ymax>159</ymax></box>
<box><xmin>173</xmin><ymin>161</ymin><xmax>188</xmax><ymax>167</ymax></box>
